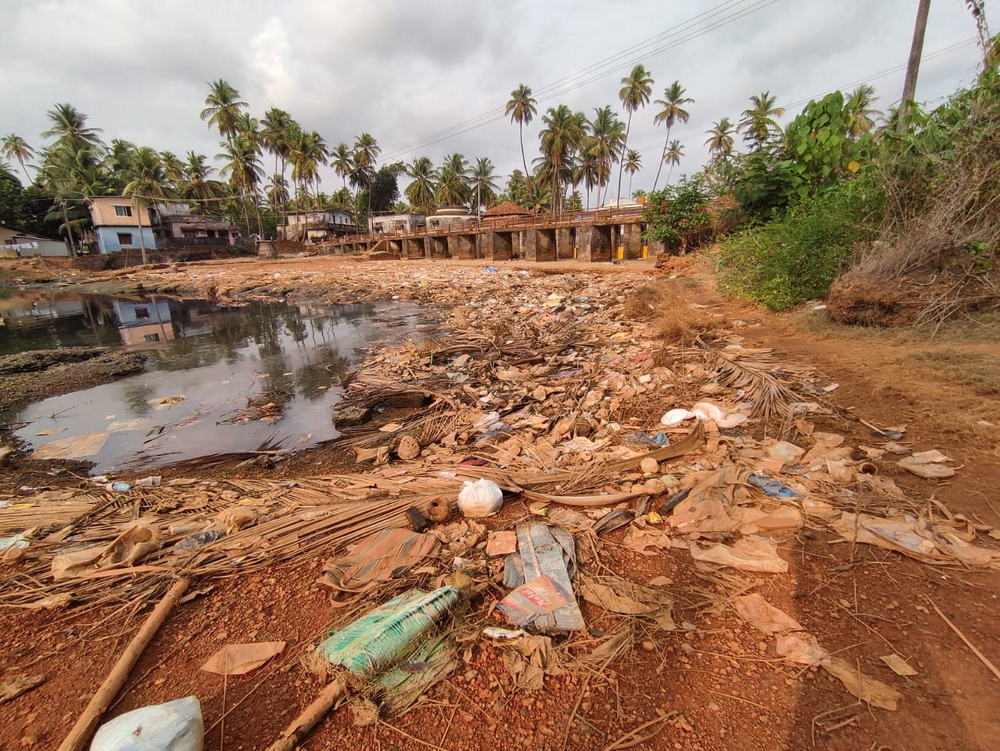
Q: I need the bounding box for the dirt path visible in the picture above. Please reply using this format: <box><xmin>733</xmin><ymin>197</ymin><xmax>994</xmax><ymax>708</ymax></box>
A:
<box><xmin>0</xmin><ymin>256</ymin><xmax>997</xmax><ymax>751</ymax></box>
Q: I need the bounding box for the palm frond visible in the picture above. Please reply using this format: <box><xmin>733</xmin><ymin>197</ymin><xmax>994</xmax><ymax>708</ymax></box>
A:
<box><xmin>698</xmin><ymin>337</ymin><xmax>799</xmax><ymax>426</ymax></box>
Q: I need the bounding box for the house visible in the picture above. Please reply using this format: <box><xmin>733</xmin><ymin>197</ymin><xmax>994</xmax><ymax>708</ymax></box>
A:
<box><xmin>281</xmin><ymin>209</ymin><xmax>358</xmax><ymax>243</ymax></box>
<box><xmin>426</xmin><ymin>206</ymin><xmax>476</xmax><ymax>229</ymax></box>
<box><xmin>148</xmin><ymin>203</ymin><xmax>238</xmax><ymax>247</ymax></box>
<box><xmin>370</xmin><ymin>213</ymin><xmax>426</xmax><ymax>234</ymax></box>
<box><xmin>88</xmin><ymin>197</ymin><xmax>157</xmax><ymax>254</ymax></box>
<box><xmin>481</xmin><ymin>201</ymin><xmax>532</xmax><ymax>227</ymax></box>
<box><xmin>112</xmin><ymin>298</ymin><xmax>175</xmax><ymax>346</ymax></box>
<box><xmin>0</xmin><ymin>224</ymin><xmax>71</xmax><ymax>257</ymax></box>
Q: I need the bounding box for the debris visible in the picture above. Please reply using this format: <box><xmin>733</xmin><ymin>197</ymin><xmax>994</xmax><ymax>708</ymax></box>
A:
<box><xmin>898</xmin><ymin>451</ymin><xmax>956</xmax><ymax>479</ymax></box>
<box><xmin>52</xmin><ymin>522</ymin><xmax>162</xmax><ymax>581</ymax></box>
<box><xmin>880</xmin><ymin>654</ymin><xmax>918</xmax><ymax>676</ymax></box>
<box><xmin>56</xmin><ymin>578</ymin><xmax>190</xmax><ymax>751</ymax></box>
<box><xmin>320</xmin><ymin>529</ymin><xmax>442</xmax><ymax>593</ymax></box>
<box><xmin>502</xmin><ymin>522</ymin><xmax>585</xmax><ymax>631</ymax></box>
<box><xmin>90</xmin><ymin>696</ymin><xmax>203</xmax><ymax>751</ymax></box>
<box><xmin>396</xmin><ymin>434</ymin><xmax>421</xmax><ymax>460</ymax></box>
<box><xmin>104</xmin><ymin>481</ymin><xmax>132</xmax><ymax>493</ymax></box>
<box><xmin>483</xmin><ymin>627</ymin><xmax>525</xmax><ymax>640</ymax></box>
<box><xmin>174</xmin><ymin>529</ymin><xmax>225</xmax><ymax>552</ymax></box>
<box><xmin>500</xmin><ymin>634</ymin><xmax>563</xmax><ymax>690</ymax></box>
<box><xmin>0</xmin><ymin>673</ymin><xmax>45</xmax><ymax>705</ymax></box>
<box><xmin>689</xmin><ymin>537</ymin><xmax>789</xmax><ymax>574</ymax></box>
<box><xmin>591</xmin><ymin>508</ymin><xmax>636</xmax><ymax>536</ymax></box>
<box><xmin>405</xmin><ymin>506</ymin><xmax>430</xmax><ymax>532</ymax></box>
<box><xmin>732</xmin><ymin>593</ymin><xmax>802</xmax><ymax>634</ymax></box>
<box><xmin>457</xmin><ymin>478</ymin><xmax>503</xmax><ymax>517</ymax></box>
<box><xmin>640</xmin><ymin>457</ymin><xmax>660</xmax><ymax>474</ymax></box>
<box><xmin>426</xmin><ymin>497</ymin><xmax>452</xmax><ymax>523</ymax></box>
<box><xmin>497</xmin><ymin>575</ymin><xmax>573</xmax><ymax>626</ymax></box>
<box><xmin>579</xmin><ymin>575</ymin><xmax>675</xmax><ymax>630</ymax></box>
<box><xmin>748</xmin><ymin>473</ymin><xmax>804</xmax><ymax>499</ymax></box>
<box><xmin>32</xmin><ymin>430</ymin><xmax>110</xmax><ymax>460</ymax></box>
<box><xmin>486</xmin><ymin>530</ymin><xmax>518</xmax><ymax>557</ymax></box>
<box><xmin>201</xmin><ymin>642</ymin><xmax>286</xmax><ymax>676</ymax></box>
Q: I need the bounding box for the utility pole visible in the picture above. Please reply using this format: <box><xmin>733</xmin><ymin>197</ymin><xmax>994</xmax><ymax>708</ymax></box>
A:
<box><xmin>898</xmin><ymin>0</ymin><xmax>932</xmax><ymax>133</ymax></box>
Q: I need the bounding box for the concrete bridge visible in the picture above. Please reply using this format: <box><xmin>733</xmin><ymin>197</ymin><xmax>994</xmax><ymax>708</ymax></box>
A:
<box><xmin>324</xmin><ymin>206</ymin><xmax>660</xmax><ymax>262</ymax></box>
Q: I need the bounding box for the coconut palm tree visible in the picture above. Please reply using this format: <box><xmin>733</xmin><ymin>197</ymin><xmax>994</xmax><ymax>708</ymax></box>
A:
<box><xmin>586</xmin><ymin>105</ymin><xmax>625</xmax><ymax>206</ymax></box>
<box><xmin>623</xmin><ymin>149</ymin><xmax>642</xmax><ymax>197</ymax></box>
<box><xmin>435</xmin><ymin>153</ymin><xmax>471</xmax><ymax>207</ymax></box>
<box><xmin>737</xmin><ymin>91</ymin><xmax>784</xmax><ymax>148</ymax></box>
<box><xmin>122</xmin><ymin>146</ymin><xmax>173</xmax><ymax>264</ymax></box>
<box><xmin>2</xmin><ymin>134</ymin><xmax>34</xmax><ymax>183</ymax></box>
<box><xmin>179</xmin><ymin>152</ymin><xmax>227</xmax><ymax>208</ymax></box>
<box><xmin>663</xmin><ymin>140</ymin><xmax>684</xmax><ymax>185</ymax></box>
<box><xmin>266</xmin><ymin>174</ymin><xmax>290</xmax><ymax>212</ymax></box>
<box><xmin>651</xmin><ymin>81</ymin><xmax>693</xmax><ymax>191</ymax></box>
<box><xmin>706</xmin><ymin>118</ymin><xmax>736</xmax><ymax>162</ymax></box>
<box><xmin>41</xmin><ymin>103</ymin><xmax>104</xmax><ymax>151</ymax></box>
<box><xmin>260</xmin><ymin>108</ymin><xmax>294</xmax><ymax>179</ymax></box>
<box><xmin>288</xmin><ymin>130</ymin><xmax>328</xmax><ymax>200</ymax></box>
<box><xmin>538</xmin><ymin>105</ymin><xmax>587</xmax><ymax>213</ymax></box>
<box><xmin>615</xmin><ymin>64</ymin><xmax>653</xmax><ymax>206</ymax></box>
<box><xmin>350</xmin><ymin>133</ymin><xmax>380</xmax><ymax>223</ymax></box>
<box><xmin>405</xmin><ymin>156</ymin><xmax>436</xmax><ymax>214</ymax></box>
<box><xmin>846</xmin><ymin>84</ymin><xmax>881</xmax><ymax>138</ymax></box>
<box><xmin>330</xmin><ymin>142</ymin><xmax>353</xmax><ymax>191</ymax></box>
<box><xmin>218</xmin><ymin>133</ymin><xmax>264</xmax><ymax>235</ymax></box>
<box><xmin>200</xmin><ymin>79</ymin><xmax>248</xmax><ymax>146</ymax></box>
<box><xmin>159</xmin><ymin>151</ymin><xmax>185</xmax><ymax>192</ymax></box>
<box><xmin>505</xmin><ymin>84</ymin><xmax>538</xmax><ymax>189</ymax></box>
<box><xmin>470</xmin><ymin>157</ymin><xmax>499</xmax><ymax>215</ymax></box>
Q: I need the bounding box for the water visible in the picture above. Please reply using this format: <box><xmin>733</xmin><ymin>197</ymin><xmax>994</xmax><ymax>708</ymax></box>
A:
<box><xmin>0</xmin><ymin>291</ymin><xmax>433</xmax><ymax>473</ymax></box>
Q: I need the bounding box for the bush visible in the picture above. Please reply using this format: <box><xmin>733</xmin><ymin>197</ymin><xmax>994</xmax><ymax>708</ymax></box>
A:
<box><xmin>716</xmin><ymin>175</ymin><xmax>885</xmax><ymax>310</ymax></box>
<box><xmin>642</xmin><ymin>178</ymin><xmax>714</xmax><ymax>253</ymax></box>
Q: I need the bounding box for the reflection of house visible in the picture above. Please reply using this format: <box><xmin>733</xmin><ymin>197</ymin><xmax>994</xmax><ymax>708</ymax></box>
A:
<box><xmin>88</xmin><ymin>197</ymin><xmax>158</xmax><ymax>254</ymax></box>
<box><xmin>112</xmin><ymin>299</ymin><xmax>175</xmax><ymax>346</ymax></box>
<box><xmin>427</xmin><ymin>206</ymin><xmax>476</xmax><ymax>229</ymax></box>
<box><xmin>370</xmin><ymin>214</ymin><xmax>426</xmax><ymax>234</ymax></box>
<box><xmin>149</xmin><ymin>203</ymin><xmax>238</xmax><ymax>247</ymax></box>
<box><xmin>281</xmin><ymin>209</ymin><xmax>358</xmax><ymax>242</ymax></box>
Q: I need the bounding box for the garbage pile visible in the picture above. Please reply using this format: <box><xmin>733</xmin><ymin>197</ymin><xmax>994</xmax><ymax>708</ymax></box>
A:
<box><xmin>2</xmin><ymin>265</ymin><xmax>998</xmax><ymax>749</ymax></box>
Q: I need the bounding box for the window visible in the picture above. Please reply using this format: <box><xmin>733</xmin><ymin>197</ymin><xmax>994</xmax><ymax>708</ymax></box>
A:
<box><xmin>134</xmin><ymin>306</ymin><xmax>150</xmax><ymax>319</ymax></box>
<box><xmin>143</xmin><ymin>333</ymin><xmax>160</xmax><ymax>342</ymax></box>
<box><xmin>116</xmin><ymin>232</ymin><xmax>134</xmax><ymax>246</ymax></box>
<box><xmin>114</xmin><ymin>205</ymin><xmax>133</xmax><ymax>217</ymax></box>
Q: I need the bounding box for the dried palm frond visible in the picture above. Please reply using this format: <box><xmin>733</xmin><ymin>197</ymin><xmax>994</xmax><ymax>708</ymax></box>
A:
<box><xmin>698</xmin><ymin>337</ymin><xmax>799</xmax><ymax>427</ymax></box>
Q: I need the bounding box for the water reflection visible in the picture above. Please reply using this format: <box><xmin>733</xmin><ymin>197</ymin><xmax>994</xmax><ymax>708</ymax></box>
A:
<box><xmin>0</xmin><ymin>292</ymin><xmax>431</xmax><ymax>473</ymax></box>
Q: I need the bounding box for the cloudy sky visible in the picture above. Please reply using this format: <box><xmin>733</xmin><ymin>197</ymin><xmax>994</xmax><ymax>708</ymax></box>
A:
<box><xmin>2</xmin><ymin>0</ymin><xmax>995</xmax><ymax>199</ymax></box>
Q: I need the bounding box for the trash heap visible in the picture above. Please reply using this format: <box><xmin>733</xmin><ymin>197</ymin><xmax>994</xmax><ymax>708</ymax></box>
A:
<box><xmin>2</xmin><ymin>266</ymin><xmax>999</xmax><ymax>749</ymax></box>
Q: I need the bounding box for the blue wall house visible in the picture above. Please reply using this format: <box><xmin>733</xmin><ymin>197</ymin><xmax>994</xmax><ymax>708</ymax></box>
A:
<box><xmin>88</xmin><ymin>196</ymin><xmax>157</xmax><ymax>254</ymax></box>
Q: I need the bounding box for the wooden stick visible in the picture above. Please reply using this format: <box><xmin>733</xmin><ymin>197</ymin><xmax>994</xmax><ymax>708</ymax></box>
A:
<box><xmin>56</xmin><ymin>577</ymin><xmax>190</xmax><ymax>751</ymax></box>
<box><xmin>264</xmin><ymin>676</ymin><xmax>348</xmax><ymax>751</ymax></box>
<box><xmin>928</xmin><ymin>598</ymin><xmax>1000</xmax><ymax>681</ymax></box>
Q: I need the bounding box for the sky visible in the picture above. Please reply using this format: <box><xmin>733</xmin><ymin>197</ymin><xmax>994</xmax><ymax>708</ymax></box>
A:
<box><xmin>2</xmin><ymin>0</ymin><xmax>996</xmax><ymax>202</ymax></box>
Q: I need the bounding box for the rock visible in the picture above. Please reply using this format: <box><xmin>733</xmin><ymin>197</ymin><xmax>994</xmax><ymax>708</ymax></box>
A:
<box><xmin>397</xmin><ymin>435</ymin><xmax>421</xmax><ymax>460</ymax></box>
<box><xmin>640</xmin><ymin>457</ymin><xmax>660</xmax><ymax>474</ymax></box>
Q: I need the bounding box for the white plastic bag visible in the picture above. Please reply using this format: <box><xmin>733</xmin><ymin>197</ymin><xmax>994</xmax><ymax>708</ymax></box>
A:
<box><xmin>457</xmin><ymin>478</ymin><xmax>503</xmax><ymax>517</ymax></box>
<box><xmin>91</xmin><ymin>696</ymin><xmax>203</xmax><ymax>751</ymax></box>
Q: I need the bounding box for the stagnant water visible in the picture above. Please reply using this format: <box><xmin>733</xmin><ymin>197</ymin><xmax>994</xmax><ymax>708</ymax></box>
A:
<box><xmin>0</xmin><ymin>291</ymin><xmax>433</xmax><ymax>473</ymax></box>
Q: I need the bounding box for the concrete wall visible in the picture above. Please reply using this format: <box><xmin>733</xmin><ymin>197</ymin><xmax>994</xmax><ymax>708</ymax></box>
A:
<box><xmin>95</xmin><ymin>226</ymin><xmax>157</xmax><ymax>254</ymax></box>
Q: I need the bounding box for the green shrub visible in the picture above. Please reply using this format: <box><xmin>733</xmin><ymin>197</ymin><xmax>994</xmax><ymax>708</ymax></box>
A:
<box><xmin>715</xmin><ymin>176</ymin><xmax>885</xmax><ymax>310</ymax></box>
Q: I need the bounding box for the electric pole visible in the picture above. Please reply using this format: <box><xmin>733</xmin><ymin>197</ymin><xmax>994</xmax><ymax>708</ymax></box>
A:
<box><xmin>898</xmin><ymin>0</ymin><xmax>932</xmax><ymax>133</ymax></box>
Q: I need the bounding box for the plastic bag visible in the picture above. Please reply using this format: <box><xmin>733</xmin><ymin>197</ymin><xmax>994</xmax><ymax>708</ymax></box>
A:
<box><xmin>457</xmin><ymin>478</ymin><xmax>503</xmax><ymax>517</ymax></box>
<box><xmin>91</xmin><ymin>696</ymin><xmax>203</xmax><ymax>751</ymax></box>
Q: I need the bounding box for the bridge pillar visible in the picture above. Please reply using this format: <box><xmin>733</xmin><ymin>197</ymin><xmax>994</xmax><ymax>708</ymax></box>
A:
<box><xmin>525</xmin><ymin>228</ymin><xmax>556</xmax><ymax>261</ymax></box>
<box><xmin>403</xmin><ymin>238</ymin><xmax>425</xmax><ymax>258</ymax></box>
<box><xmin>429</xmin><ymin>235</ymin><xmax>448</xmax><ymax>259</ymax></box>
<box><xmin>578</xmin><ymin>224</ymin><xmax>612</xmax><ymax>263</ymax></box>
<box><xmin>482</xmin><ymin>231</ymin><xmax>513</xmax><ymax>261</ymax></box>
<box><xmin>448</xmin><ymin>233</ymin><xmax>476</xmax><ymax>259</ymax></box>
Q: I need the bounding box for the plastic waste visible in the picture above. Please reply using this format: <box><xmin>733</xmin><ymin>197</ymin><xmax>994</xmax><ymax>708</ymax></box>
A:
<box><xmin>175</xmin><ymin>529</ymin><xmax>225</xmax><ymax>551</ymax></box>
<box><xmin>748</xmin><ymin>473</ymin><xmax>804</xmax><ymax>499</ymax></box>
<box><xmin>105</xmin><ymin>481</ymin><xmax>132</xmax><ymax>492</ymax></box>
<box><xmin>90</xmin><ymin>695</ymin><xmax>203</xmax><ymax>751</ymax></box>
<box><xmin>457</xmin><ymin>478</ymin><xmax>503</xmax><ymax>517</ymax></box>
<box><xmin>0</xmin><ymin>533</ymin><xmax>30</xmax><ymax>553</ymax></box>
<box><xmin>135</xmin><ymin>475</ymin><xmax>162</xmax><ymax>487</ymax></box>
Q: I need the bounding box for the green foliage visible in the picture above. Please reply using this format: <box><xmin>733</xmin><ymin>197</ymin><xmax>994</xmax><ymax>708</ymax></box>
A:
<box><xmin>716</xmin><ymin>177</ymin><xmax>883</xmax><ymax>310</ymax></box>
<box><xmin>368</xmin><ymin>162</ymin><xmax>404</xmax><ymax>213</ymax></box>
<box><xmin>642</xmin><ymin>178</ymin><xmax>712</xmax><ymax>253</ymax></box>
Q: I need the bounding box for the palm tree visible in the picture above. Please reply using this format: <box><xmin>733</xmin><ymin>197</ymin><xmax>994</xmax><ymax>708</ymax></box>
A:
<box><xmin>470</xmin><ymin>157</ymin><xmax>499</xmax><ymax>215</ymax></box>
<box><xmin>586</xmin><ymin>106</ymin><xmax>625</xmax><ymax>206</ymax></box>
<box><xmin>623</xmin><ymin>149</ymin><xmax>642</xmax><ymax>197</ymax></box>
<box><xmin>435</xmin><ymin>153</ymin><xmax>471</xmax><ymax>206</ymax></box>
<box><xmin>288</xmin><ymin>129</ymin><xmax>328</xmax><ymax>200</ymax></box>
<box><xmin>706</xmin><ymin>118</ymin><xmax>736</xmax><ymax>162</ymax></box>
<box><xmin>122</xmin><ymin>147</ymin><xmax>173</xmax><ymax>265</ymax></box>
<box><xmin>738</xmin><ymin>91</ymin><xmax>784</xmax><ymax>148</ymax></box>
<box><xmin>218</xmin><ymin>133</ymin><xmax>264</xmax><ymax>235</ymax></box>
<box><xmin>663</xmin><ymin>140</ymin><xmax>684</xmax><ymax>185</ymax></box>
<box><xmin>159</xmin><ymin>151</ymin><xmax>185</xmax><ymax>191</ymax></box>
<box><xmin>330</xmin><ymin>142</ymin><xmax>353</xmax><ymax>191</ymax></box>
<box><xmin>846</xmin><ymin>84</ymin><xmax>881</xmax><ymax>138</ymax></box>
<box><xmin>41</xmin><ymin>103</ymin><xmax>104</xmax><ymax>150</ymax></box>
<box><xmin>200</xmin><ymin>80</ymin><xmax>247</xmax><ymax>145</ymax></box>
<box><xmin>651</xmin><ymin>81</ymin><xmax>693</xmax><ymax>190</ymax></box>
<box><xmin>2</xmin><ymin>134</ymin><xmax>34</xmax><ymax>183</ymax></box>
<box><xmin>179</xmin><ymin>151</ymin><xmax>227</xmax><ymax>208</ymax></box>
<box><xmin>350</xmin><ymin>133</ymin><xmax>380</xmax><ymax>223</ymax></box>
<box><xmin>505</xmin><ymin>84</ymin><xmax>538</xmax><ymax>189</ymax></box>
<box><xmin>266</xmin><ymin>174</ymin><xmax>290</xmax><ymax>211</ymax></box>
<box><xmin>260</xmin><ymin>108</ymin><xmax>294</xmax><ymax>179</ymax></box>
<box><xmin>615</xmin><ymin>64</ymin><xmax>653</xmax><ymax>205</ymax></box>
<box><xmin>538</xmin><ymin>105</ymin><xmax>587</xmax><ymax>213</ymax></box>
<box><xmin>405</xmin><ymin>156</ymin><xmax>436</xmax><ymax>214</ymax></box>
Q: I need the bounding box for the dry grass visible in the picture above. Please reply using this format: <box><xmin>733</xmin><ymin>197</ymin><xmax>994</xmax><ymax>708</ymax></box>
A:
<box><xmin>908</xmin><ymin>350</ymin><xmax>1000</xmax><ymax>395</ymax></box>
<box><xmin>622</xmin><ymin>282</ymin><xmax>716</xmax><ymax>344</ymax></box>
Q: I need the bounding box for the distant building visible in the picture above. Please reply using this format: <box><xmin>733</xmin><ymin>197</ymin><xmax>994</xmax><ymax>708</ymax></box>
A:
<box><xmin>87</xmin><ymin>197</ymin><xmax>158</xmax><ymax>254</ymax></box>
<box><xmin>481</xmin><ymin>201</ymin><xmax>533</xmax><ymax>226</ymax></box>
<box><xmin>149</xmin><ymin>203</ymin><xmax>238</xmax><ymax>247</ymax></box>
<box><xmin>281</xmin><ymin>209</ymin><xmax>358</xmax><ymax>243</ymax></box>
<box><xmin>427</xmin><ymin>206</ymin><xmax>476</xmax><ymax>229</ymax></box>
<box><xmin>1</xmin><ymin>224</ymin><xmax>71</xmax><ymax>257</ymax></box>
<box><xmin>370</xmin><ymin>213</ymin><xmax>427</xmax><ymax>234</ymax></box>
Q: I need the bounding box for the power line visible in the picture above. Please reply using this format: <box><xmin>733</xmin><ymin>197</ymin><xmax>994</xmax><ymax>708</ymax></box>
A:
<box><xmin>381</xmin><ymin>0</ymin><xmax>781</xmax><ymax>162</ymax></box>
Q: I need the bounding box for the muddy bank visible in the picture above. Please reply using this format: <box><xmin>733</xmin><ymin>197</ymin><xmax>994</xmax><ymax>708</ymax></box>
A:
<box><xmin>0</xmin><ymin>347</ymin><xmax>146</xmax><ymax>413</ymax></box>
